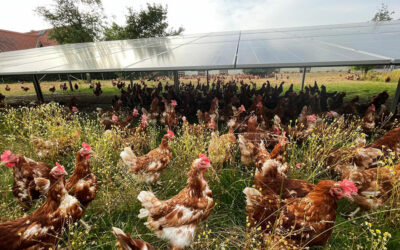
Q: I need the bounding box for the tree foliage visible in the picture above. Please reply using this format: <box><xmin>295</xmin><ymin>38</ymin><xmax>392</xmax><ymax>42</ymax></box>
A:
<box><xmin>104</xmin><ymin>3</ymin><xmax>184</xmax><ymax>41</ymax></box>
<box><xmin>372</xmin><ymin>3</ymin><xmax>395</xmax><ymax>22</ymax></box>
<box><xmin>243</xmin><ymin>68</ymin><xmax>276</xmax><ymax>75</ymax></box>
<box><xmin>351</xmin><ymin>65</ymin><xmax>375</xmax><ymax>78</ymax></box>
<box><xmin>36</xmin><ymin>0</ymin><xmax>104</xmax><ymax>44</ymax></box>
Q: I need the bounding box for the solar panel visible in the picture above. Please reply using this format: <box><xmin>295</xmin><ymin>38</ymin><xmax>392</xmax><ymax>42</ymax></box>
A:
<box><xmin>0</xmin><ymin>20</ymin><xmax>399</xmax><ymax>75</ymax></box>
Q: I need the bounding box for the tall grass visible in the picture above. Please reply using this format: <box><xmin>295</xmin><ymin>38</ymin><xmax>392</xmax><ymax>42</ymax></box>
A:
<box><xmin>0</xmin><ymin>103</ymin><xmax>399</xmax><ymax>249</ymax></box>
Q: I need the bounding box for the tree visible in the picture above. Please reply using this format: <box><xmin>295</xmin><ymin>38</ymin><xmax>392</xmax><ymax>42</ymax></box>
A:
<box><xmin>36</xmin><ymin>0</ymin><xmax>105</xmax><ymax>44</ymax></box>
<box><xmin>372</xmin><ymin>3</ymin><xmax>395</xmax><ymax>22</ymax></box>
<box><xmin>243</xmin><ymin>68</ymin><xmax>276</xmax><ymax>75</ymax></box>
<box><xmin>104</xmin><ymin>3</ymin><xmax>184</xmax><ymax>41</ymax></box>
<box><xmin>351</xmin><ymin>65</ymin><xmax>374</xmax><ymax>78</ymax></box>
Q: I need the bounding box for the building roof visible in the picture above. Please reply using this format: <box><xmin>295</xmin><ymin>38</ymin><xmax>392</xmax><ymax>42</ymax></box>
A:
<box><xmin>0</xmin><ymin>29</ymin><xmax>57</xmax><ymax>53</ymax></box>
<box><xmin>0</xmin><ymin>20</ymin><xmax>399</xmax><ymax>75</ymax></box>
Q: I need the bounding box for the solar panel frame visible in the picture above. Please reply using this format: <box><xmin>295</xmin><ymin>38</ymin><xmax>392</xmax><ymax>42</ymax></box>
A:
<box><xmin>0</xmin><ymin>20</ymin><xmax>399</xmax><ymax>75</ymax></box>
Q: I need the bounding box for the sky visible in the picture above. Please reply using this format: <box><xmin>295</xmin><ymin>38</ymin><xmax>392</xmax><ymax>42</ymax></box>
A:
<box><xmin>0</xmin><ymin>0</ymin><xmax>399</xmax><ymax>34</ymax></box>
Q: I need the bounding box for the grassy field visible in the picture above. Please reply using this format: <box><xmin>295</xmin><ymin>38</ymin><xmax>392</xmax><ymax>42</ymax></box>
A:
<box><xmin>0</xmin><ymin>103</ymin><xmax>399</xmax><ymax>249</ymax></box>
<box><xmin>1</xmin><ymin>71</ymin><xmax>399</xmax><ymax>106</ymax></box>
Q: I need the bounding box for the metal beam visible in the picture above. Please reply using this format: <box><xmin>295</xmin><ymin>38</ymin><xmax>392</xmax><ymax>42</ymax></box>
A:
<box><xmin>129</xmin><ymin>73</ymin><xmax>133</xmax><ymax>88</ymax></box>
<box><xmin>67</xmin><ymin>74</ymin><xmax>74</xmax><ymax>91</ymax></box>
<box><xmin>390</xmin><ymin>78</ymin><xmax>400</xmax><ymax>115</ymax></box>
<box><xmin>300</xmin><ymin>67</ymin><xmax>307</xmax><ymax>91</ymax></box>
<box><xmin>32</xmin><ymin>75</ymin><xmax>44</xmax><ymax>103</ymax></box>
<box><xmin>206</xmin><ymin>70</ymin><xmax>209</xmax><ymax>85</ymax></box>
<box><xmin>173</xmin><ymin>71</ymin><xmax>179</xmax><ymax>91</ymax></box>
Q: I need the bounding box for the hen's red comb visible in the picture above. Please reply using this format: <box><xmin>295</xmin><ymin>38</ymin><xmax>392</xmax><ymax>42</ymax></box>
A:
<box><xmin>171</xmin><ymin>100</ymin><xmax>177</xmax><ymax>105</ymax></box>
<box><xmin>371</xmin><ymin>104</ymin><xmax>376</xmax><ymax>111</ymax></box>
<box><xmin>340</xmin><ymin>179</ymin><xmax>358</xmax><ymax>194</ymax></box>
<box><xmin>199</xmin><ymin>153</ymin><xmax>210</xmax><ymax>164</ymax></box>
<box><xmin>239</xmin><ymin>105</ymin><xmax>245</xmax><ymax>112</ymax></box>
<box><xmin>273</xmin><ymin>125</ymin><xmax>281</xmax><ymax>135</ymax></box>
<box><xmin>133</xmin><ymin>109</ymin><xmax>139</xmax><ymax>116</ymax></box>
<box><xmin>82</xmin><ymin>142</ymin><xmax>91</xmax><ymax>151</ymax></box>
<box><xmin>1</xmin><ymin>150</ymin><xmax>12</xmax><ymax>162</ymax></box>
<box><xmin>167</xmin><ymin>130</ymin><xmax>175</xmax><ymax>137</ymax></box>
<box><xmin>307</xmin><ymin>114</ymin><xmax>316</xmax><ymax>121</ymax></box>
<box><xmin>56</xmin><ymin>162</ymin><xmax>65</xmax><ymax>172</ymax></box>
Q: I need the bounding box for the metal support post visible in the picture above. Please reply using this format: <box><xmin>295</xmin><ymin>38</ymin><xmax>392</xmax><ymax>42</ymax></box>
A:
<box><xmin>67</xmin><ymin>74</ymin><xmax>73</xmax><ymax>91</ymax></box>
<box><xmin>390</xmin><ymin>78</ymin><xmax>400</xmax><ymax>115</ymax></box>
<box><xmin>206</xmin><ymin>70</ymin><xmax>209</xmax><ymax>84</ymax></box>
<box><xmin>301</xmin><ymin>67</ymin><xmax>307</xmax><ymax>91</ymax></box>
<box><xmin>173</xmin><ymin>71</ymin><xmax>179</xmax><ymax>91</ymax></box>
<box><xmin>129</xmin><ymin>72</ymin><xmax>133</xmax><ymax>88</ymax></box>
<box><xmin>32</xmin><ymin>75</ymin><xmax>44</xmax><ymax>103</ymax></box>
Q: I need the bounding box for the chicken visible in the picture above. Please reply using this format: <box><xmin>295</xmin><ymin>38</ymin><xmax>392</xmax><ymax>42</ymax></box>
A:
<box><xmin>208</xmin><ymin>97</ymin><xmax>219</xmax><ymax>122</ymax></box>
<box><xmin>164</xmin><ymin>100</ymin><xmax>179</xmax><ymax>131</ymax></box>
<box><xmin>99</xmin><ymin>114</ymin><xmax>119</xmax><ymax>130</ymax></box>
<box><xmin>368</xmin><ymin>126</ymin><xmax>400</xmax><ymax>158</ymax></box>
<box><xmin>342</xmin><ymin>167</ymin><xmax>393</xmax><ymax>216</ymax></box>
<box><xmin>330</xmin><ymin>126</ymin><xmax>400</xmax><ymax>174</ymax></box>
<box><xmin>1</xmin><ymin>150</ymin><xmax>50</xmax><ymax>209</ymax></box>
<box><xmin>0</xmin><ymin>163</ymin><xmax>82</xmax><ymax>249</ymax></box>
<box><xmin>254</xmin><ymin>141</ymin><xmax>314</xmax><ymax>198</ymax></box>
<box><xmin>268</xmin><ymin>132</ymin><xmax>289</xmax><ymax>162</ymax></box>
<box><xmin>30</xmin><ymin>131</ymin><xmax>80</xmax><ymax>158</ymax></box>
<box><xmin>244</xmin><ymin>179</ymin><xmax>357</xmax><ymax>248</ymax></box>
<box><xmin>238</xmin><ymin>116</ymin><xmax>261</xmax><ymax>166</ymax></box>
<box><xmin>228</xmin><ymin>104</ymin><xmax>247</xmax><ymax>132</ymax></box>
<box><xmin>120</xmin><ymin>130</ymin><xmax>174</xmax><ymax>184</ymax></box>
<box><xmin>208</xmin><ymin>125</ymin><xmax>237</xmax><ymax>167</ymax></box>
<box><xmin>196</xmin><ymin>97</ymin><xmax>219</xmax><ymax>124</ymax></box>
<box><xmin>65</xmin><ymin>142</ymin><xmax>98</xmax><ymax>208</ymax></box>
<box><xmin>137</xmin><ymin>154</ymin><xmax>214</xmax><ymax>250</ymax></box>
<box><xmin>123</xmin><ymin>114</ymin><xmax>149</xmax><ymax>154</ymax></box>
<box><xmin>49</xmin><ymin>86</ymin><xmax>56</xmax><ymax>93</ymax></box>
<box><xmin>142</xmin><ymin>97</ymin><xmax>161</xmax><ymax>125</ymax></box>
<box><xmin>116</xmin><ymin>109</ymin><xmax>140</xmax><ymax>129</ymax></box>
<box><xmin>5</xmin><ymin>84</ymin><xmax>11</xmax><ymax>91</ymax></box>
<box><xmin>21</xmin><ymin>86</ymin><xmax>30</xmax><ymax>92</ymax></box>
<box><xmin>362</xmin><ymin>104</ymin><xmax>375</xmax><ymax>133</ymax></box>
<box><xmin>0</xmin><ymin>93</ymin><xmax>4</xmax><ymax>108</ymax></box>
<box><xmin>326</xmin><ymin>138</ymin><xmax>383</xmax><ymax>175</ymax></box>
<box><xmin>112</xmin><ymin>227</ymin><xmax>155</xmax><ymax>250</ymax></box>
<box><xmin>238</xmin><ymin>134</ymin><xmax>257</xmax><ymax>166</ymax></box>
<box><xmin>93</xmin><ymin>82</ymin><xmax>103</xmax><ymax>96</ymax></box>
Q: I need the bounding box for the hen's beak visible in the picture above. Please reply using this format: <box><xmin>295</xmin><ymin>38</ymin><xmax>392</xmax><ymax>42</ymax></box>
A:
<box><xmin>345</xmin><ymin>192</ymin><xmax>356</xmax><ymax>201</ymax></box>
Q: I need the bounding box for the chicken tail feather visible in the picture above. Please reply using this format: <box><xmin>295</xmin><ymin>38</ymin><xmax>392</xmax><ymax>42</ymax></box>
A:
<box><xmin>243</xmin><ymin>187</ymin><xmax>262</xmax><ymax>206</ymax></box>
<box><xmin>120</xmin><ymin>147</ymin><xmax>137</xmax><ymax>169</ymax></box>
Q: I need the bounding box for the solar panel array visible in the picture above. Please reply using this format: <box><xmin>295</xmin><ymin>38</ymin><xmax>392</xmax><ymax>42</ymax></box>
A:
<box><xmin>0</xmin><ymin>20</ymin><xmax>399</xmax><ymax>75</ymax></box>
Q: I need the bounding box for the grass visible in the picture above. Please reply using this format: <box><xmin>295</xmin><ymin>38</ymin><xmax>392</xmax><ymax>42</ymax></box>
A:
<box><xmin>0</xmin><ymin>103</ymin><xmax>400</xmax><ymax>249</ymax></box>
